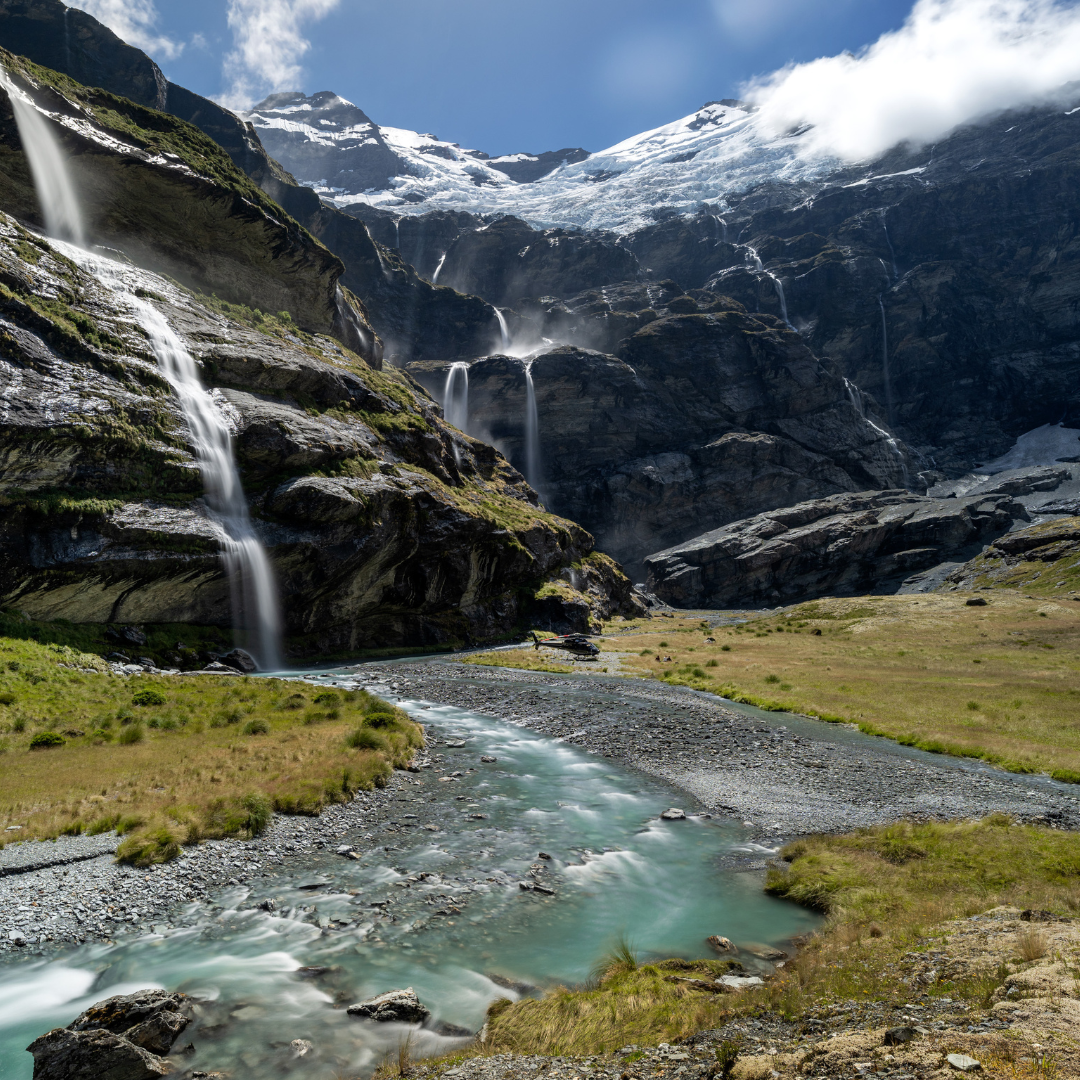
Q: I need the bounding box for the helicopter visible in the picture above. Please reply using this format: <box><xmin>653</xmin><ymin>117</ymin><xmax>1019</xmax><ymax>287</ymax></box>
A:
<box><xmin>530</xmin><ymin>631</ymin><xmax>600</xmax><ymax>657</ymax></box>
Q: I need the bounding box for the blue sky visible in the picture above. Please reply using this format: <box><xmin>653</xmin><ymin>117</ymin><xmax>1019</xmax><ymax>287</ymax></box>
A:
<box><xmin>78</xmin><ymin>0</ymin><xmax>917</xmax><ymax>155</ymax></box>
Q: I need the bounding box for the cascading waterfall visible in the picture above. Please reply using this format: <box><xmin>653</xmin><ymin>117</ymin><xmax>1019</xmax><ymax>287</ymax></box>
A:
<box><xmin>745</xmin><ymin>244</ymin><xmax>793</xmax><ymax>329</ymax></box>
<box><xmin>393</xmin><ymin>217</ymin><xmax>401</xmax><ymax>251</ymax></box>
<box><xmin>442</xmin><ymin>361</ymin><xmax>470</xmax><ymax>432</ymax></box>
<box><xmin>522</xmin><ymin>359</ymin><xmax>542</xmax><ymax>494</ymax></box>
<box><xmin>0</xmin><ymin>69</ymin><xmax>84</xmax><ymax>245</ymax></box>
<box><xmin>432</xmin><ymin>251</ymin><xmax>448</xmax><ymax>284</ymax></box>
<box><xmin>3</xmin><ymin>65</ymin><xmax>283</xmax><ymax>667</ymax></box>
<box><xmin>494</xmin><ymin>307</ymin><xmax>511</xmax><ymax>350</ymax></box>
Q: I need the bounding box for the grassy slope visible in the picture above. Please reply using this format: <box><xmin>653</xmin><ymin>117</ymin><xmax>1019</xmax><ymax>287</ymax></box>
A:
<box><xmin>471</xmin><ymin>593</ymin><xmax>1080</xmax><ymax>782</ymax></box>
<box><xmin>0</xmin><ymin>629</ymin><xmax>421</xmax><ymax>861</ymax></box>
<box><xmin>469</xmin><ymin>819</ymin><xmax>1080</xmax><ymax>1058</ymax></box>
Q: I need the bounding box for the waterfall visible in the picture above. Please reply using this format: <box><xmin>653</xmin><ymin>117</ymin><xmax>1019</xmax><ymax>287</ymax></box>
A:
<box><xmin>2</xmin><ymin>66</ymin><xmax>283</xmax><ymax>667</ymax></box>
<box><xmin>522</xmin><ymin>360</ymin><xmax>542</xmax><ymax>494</ymax></box>
<box><xmin>878</xmin><ymin>295</ymin><xmax>895</xmax><ymax>426</ymax></box>
<box><xmin>843</xmin><ymin>376</ymin><xmax>908</xmax><ymax>485</ymax></box>
<box><xmin>432</xmin><ymin>251</ymin><xmax>448</xmax><ymax>284</ymax></box>
<box><xmin>494</xmin><ymin>307</ymin><xmax>510</xmax><ymax>350</ymax></box>
<box><xmin>393</xmin><ymin>217</ymin><xmax>401</xmax><ymax>251</ymax></box>
<box><xmin>442</xmin><ymin>361</ymin><xmax>469</xmax><ymax>432</ymax></box>
<box><xmin>0</xmin><ymin>69</ymin><xmax>84</xmax><ymax>245</ymax></box>
<box><xmin>745</xmin><ymin>245</ymin><xmax>793</xmax><ymax>329</ymax></box>
<box><xmin>879</xmin><ymin>209</ymin><xmax>899</xmax><ymax>280</ymax></box>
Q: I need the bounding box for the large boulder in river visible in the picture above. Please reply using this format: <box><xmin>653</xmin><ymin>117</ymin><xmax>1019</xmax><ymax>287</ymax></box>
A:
<box><xmin>27</xmin><ymin>989</ymin><xmax>190</xmax><ymax>1079</ymax></box>
<box><xmin>644</xmin><ymin>489</ymin><xmax>1027</xmax><ymax>608</ymax></box>
<box><xmin>347</xmin><ymin>987</ymin><xmax>431</xmax><ymax>1023</ymax></box>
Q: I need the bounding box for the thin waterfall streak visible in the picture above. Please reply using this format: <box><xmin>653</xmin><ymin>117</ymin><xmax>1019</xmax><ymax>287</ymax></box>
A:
<box><xmin>393</xmin><ymin>217</ymin><xmax>401</xmax><ymax>251</ymax></box>
<box><xmin>879</xmin><ymin>295</ymin><xmax>895</xmax><ymax>427</ymax></box>
<box><xmin>523</xmin><ymin>360</ymin><xmax>542</xmax><ymax>495</ymax></box>
<box><xmin>0</xmin><ymin>69</ymin><xmax>84</xmax><ymax>245</ymax></box>
<box><xmin>746</xmin><ymin>244</ymin><xmax>793</xmax><ymax>329</ymax></box>
<box><xmin>432</xmin><ymin>251</ymin><xmax>447</xmax><ymax>284</ymax></box>
<box><xmin>494</xmin><ymin>307</ymin><xmax>510</xmax><ymax>350</ymax></box>
<box><xmin>879</xmin><ymin>209</ymin><xmax>899</xmax><ymax>280</ymax></box>
<box><xmin>442</xmin><ymin>361</ymin><xmax>469</xmax><ymax>432</ymax></box>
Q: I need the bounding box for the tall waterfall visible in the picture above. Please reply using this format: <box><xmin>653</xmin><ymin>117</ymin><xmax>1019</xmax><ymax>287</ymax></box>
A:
<box><xmin>494</xmin><ymin>307</ymin><xmax>510</xmax><ymax>350</ymax></box>
<box><xmin>843</xmin><ymin>376</ymin><xmax>908</xmax><ymax>485</ymax></box>
<box><xmin>0</xmin><ymin>69</ymin><xmax>84</xmax><ymax>245</ymax></box>
<box><xmin>3</xmin><ymin>66</ymin><xmax>283</xmax><ymax>667</ymax></box>
<box><xmin>746</xmin><ymin>245</ymin><xmax>793</xmax><ymax>329</ymax></box>
<box><xmin>522</xmin><ymin>359</ymin><xmax>542</xmax><ymax>494</ymax></box>
<box><xmin>432</xmin><ymin>251</ymin><xmax>448</xmax><ymax>284</ymax></box>
<box><xmin>442</xmin><ymin>361</ymin><xmax>470</xmax><ymax>431</ymax></box>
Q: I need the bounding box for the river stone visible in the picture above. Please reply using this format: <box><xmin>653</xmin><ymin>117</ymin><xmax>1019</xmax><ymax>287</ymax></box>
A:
<box><xmin>947</xmin><ymin>1054</ymin><xmax>982</xmax><ymax>1072</ymax></box>
<box><xmin>25</xmin><ymin>1027</ymin><xmax>170</xmax><ymax>1080</ymax></box>
<box><xmin>67</xmin><ymin>990</ymin><xmax>190</xmax><ymax>1044</ymax></box>
<box><xmin>706</xmin><ymin>935</ymin><xmax>736</xmax><ymax>954</ymax></box>
<box><xmin>883</xmin><ymin>1026</ymin><xmax>918</xmax><ymax>1046</ymax></box>
<box><xmin>220</xmin><ymin>648</ymin><xmax>258</xmax><ymax>673</ymax></box>
<box><xmin>660</xmin><ymin>808</ymin><xmax>686</xmax><ymax>820</ymax></box>
<box><xmin>716</xmin><ymin>975</ymin><xmax>765</xmax><ymax>991</ymax></box>
<box><xmin>346</xmin><ymin>987</ymin><xmax>430</xmax><ymax>1023</ymax></box>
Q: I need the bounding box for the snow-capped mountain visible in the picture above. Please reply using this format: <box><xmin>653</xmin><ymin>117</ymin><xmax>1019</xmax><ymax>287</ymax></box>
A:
<box><xmin>244</xmin><ymin>93</ymin><xmax>851</xmax><ymax>234</ymax></box>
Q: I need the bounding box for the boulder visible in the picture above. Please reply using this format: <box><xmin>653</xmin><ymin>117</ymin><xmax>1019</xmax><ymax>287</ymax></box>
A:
<box><xmin>706</xmin><ymin>935</ymin><xmax>736</xmax><ymax>954</ymax></box>
<box><xmin>660</xmin><ymin>808</ymin><xmax>686</xmax><ymax>820</ymax></box>
<box><xmin>27</xmin><ymin>989</ymin><xmax>190</xmax><ymax>1080</ymax></box>
<box><xmin>346</xmin><ymin>987</ymin><xmax>431</xmax><ymax>1024</ymax></box>
<box><xmin>645</xmin><ymin>489</ymin><xmax>1026</xmax><ymax>608</ymax></box>
<box><xmin>220</xmin><ymin>649</ymin><xmax>258</xmax><ymax>674</ymax></box>
<box><xmin>25</xmin><ymin>1028</ymin><xmax>170</xmax><ymax>1080</ymax></box>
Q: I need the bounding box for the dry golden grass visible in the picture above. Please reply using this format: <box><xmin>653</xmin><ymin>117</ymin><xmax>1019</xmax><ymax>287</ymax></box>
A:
<box><xmin>598</xmin><ymin>594</ymin><xmax>1080</xmax><ymax>782</ymax></box>
<box><xmin>0</xmin><ymin>634</ymin><xmax>421</xmax><ymax>860</ymax></box>
<box><xmin>463</xmin><ymin>648</ymin><xmax>577</xmax><ymax>675</ymax></box>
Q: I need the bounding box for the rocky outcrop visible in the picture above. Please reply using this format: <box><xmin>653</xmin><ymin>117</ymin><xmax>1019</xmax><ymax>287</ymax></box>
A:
<box><xmin>943</xmin><ymin>515</ymin><xmax>1080</xmax><ymax>596</ymax></box>
<box><xmin>27</xmin><ymin>990</ymin><xmax>190</xmax><ymax>1080</ymax></box>
<box><xmin>0</xmin><ymin>213</ymin><xmax>639</xmax><ymax>652</ymax></box>
<box><xmin>0</xmin><ymin>51</ymin><xmax>381</xmax><ymax>364</ymax></box>
<box><xmin>347</xmin><ymin>987</ymin><xmax>431</xmax><ymax>1023</ymax></box>
<box><xmin>410</xmin><ymin>307</ymin><xmax>911</xmax><ymax>577</ymax></box>
<box><xmin>644</xmin><ymin>490</ymin><xmax>1027</xmax><ymax>608</ymax></box>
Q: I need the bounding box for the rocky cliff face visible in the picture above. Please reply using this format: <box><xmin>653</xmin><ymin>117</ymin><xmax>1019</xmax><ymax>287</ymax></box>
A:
<box><xmin>408</xmin><ymin>292</ymin><xmax>911</xmax><ymax>577</ymax></box>
<box><xmin>0</xmin><ymin>211</ymin><xmax>636</xmax><ymax>650</ymax></box>
<box><xmin>644</xmin><ymin>490</ymin><xmax>1028</xmax><ymax>608</ymax></box>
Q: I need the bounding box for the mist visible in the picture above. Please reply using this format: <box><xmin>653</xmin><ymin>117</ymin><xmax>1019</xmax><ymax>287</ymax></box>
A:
<box><xmin>747</xmin><ymin>0</ymin><xmax>1080</xmax><ymax>162</ymax></box>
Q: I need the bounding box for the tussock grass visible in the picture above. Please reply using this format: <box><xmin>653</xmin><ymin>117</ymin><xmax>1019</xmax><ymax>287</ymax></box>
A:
<box><xmin>464</xmin><ymin>648</ymin><xmax>576</xmax><ymax>675</ymax></box>
<box><xmin>601</xmin><ymin>594</ymin><xmax>1080</xmax><ymax>782</ymax></box>
<box><xmin>0</xmin><ymin>633</ymin><xmax>421</xmax><ymax>860</ymax></box>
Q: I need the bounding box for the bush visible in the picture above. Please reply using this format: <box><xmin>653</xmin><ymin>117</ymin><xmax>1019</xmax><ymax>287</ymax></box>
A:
<box><xmin>365</xmin><ymin>710</ymin><xmax>399</xmax><ymax>729</ymax></box>
<box><xmin>313</xmin><ymin>691</ymin><xmax>340</xmax><ymax>706</ymax></box>
<box><xmin>243</xmin><ymin>718</ymin><xmax>269</xmax><ymax>735</ymax></box>
<box><xmin>116</xmin><ymin>824</ymin><xmax>180</xmax><ymax>866</ymax></box>
<box><xmin>347</xmin><ymin>727</ymin><xmax>388</xmax><ymax>751</ymax></box>
<box><xmin>764</xmin><ymin>674</ymin><xmax>781</xmax><ymax>684</ymax></box>
<box><xmin>0</xmin><ymin>691</ymin><xmax>15</xmax><ymax>705</ymax></box>
<box><xmin>132</xmin><ymin>688</ymin><xmax>166</xmax><ymax>706</ymax></box>
<box><xmin>705</xmin><ymin>659</ymin><xmax>719</xmax><ymax>667</ymax></box>
<box><xmin>118</xmin><ymin>723</ymin><xmax>144</xmax><ymax>744</ymax></box>
<box><xmin>29</xmin><ymin>731</ymin><xmax>64</xmax><ymax>749</ymax></box>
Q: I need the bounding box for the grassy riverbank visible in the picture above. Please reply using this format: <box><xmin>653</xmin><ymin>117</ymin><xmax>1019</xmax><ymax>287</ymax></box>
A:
<box><xmin>470</xmin><ymin>818</ymin><xmax>1080</xmax><ymax>1057</ymax></box>
<box><xmin>0</xmin><ymin>631</ymin><xmax>421</xmax><ymax>862</ymax></box>
<box><xmin>469</xmin><ymin>592</ymin><xmax>1080</xmax><ymax>782</ymax></box>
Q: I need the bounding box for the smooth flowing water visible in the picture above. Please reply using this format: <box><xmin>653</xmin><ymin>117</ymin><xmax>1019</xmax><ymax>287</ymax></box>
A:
<box><xmin>745</xmin><ymin>245</ymin><xmax>792</xmax><ymax>329</ymax></box>
<box><xmin>0</xmin><ymin>700</ymin><xmax>817</xmax><ymax>1080</ymax></box>
<box><xmin>494</xmin><ymin>307</ymin><xmax>511</xmax><ymax>350</ymax></box>
<box><xmin>442</xmin><ymin>361</ymin><xmax>470</xmax><ymax>432</ymax></box>
<box><xmin>522</xmin><ymin>359</ymin><xmax>542</xmax><ymax>494</ymax></box>
<box><xmin>432</xmin><ymin>251</ymin><xmax>448</xmax><ymax>284</ymax></box>
<box><xmin>0</xmin><ymin>69</ymin><xmax>83</xmax><ymax>244</ymax></box>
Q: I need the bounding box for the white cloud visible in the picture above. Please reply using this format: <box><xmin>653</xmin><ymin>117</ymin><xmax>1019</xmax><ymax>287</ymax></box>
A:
<box><xmin>221</xmin><ymin>0</ymin><xmax>340</xmax><ymax>110</ymax></box>
<box><xmin>69</xmin><ymin>0</ymin><xmax>183</xmax><ymax>61</ymax></box>
<box><xmin>746</xmin><ymin>0</ymin><xmax>1080</xmax><ymax>162</ymax></box>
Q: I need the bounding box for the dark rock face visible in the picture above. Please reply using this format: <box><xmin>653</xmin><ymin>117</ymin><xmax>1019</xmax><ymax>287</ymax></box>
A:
<box><xmin>411</xmin><ymin>311</ymin><xmax>911</xmax><ymax>576</ymax></box>
<box><xmin>434</xmin><ymin>216</ymin><xmax>638</xmax><ymax>310</ymax></box>
<box><xmin>0</xmin><ymin>212</ymin><xmax>636</xmax><ymax>651</ymax></box>
<box><xmin>944</xmin><ymin>515</ymin><xmax>1080</xmax><ymax>592</ymax></box>
<box><xmin>28</xmin><ymin>990</ymin><xmax>190</xmax><ymax>1080</ymax></box>
<box><xmin>487</xmin><ymin>147</ymin><xmax>589</xmax><ymax>183</ymax></box>
<box><xmin>644</xmin><ymin>490</ymin><xmax>1027</xmax><ymax>608</ymax></box>
<box><xmin>625</xmin><ymin>105</ymin><xmax>1080</xmax><ymax>473</ymax></box>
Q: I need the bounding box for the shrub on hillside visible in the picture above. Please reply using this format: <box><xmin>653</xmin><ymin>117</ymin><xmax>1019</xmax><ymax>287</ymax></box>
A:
<box><xmin>29</xmin><ymin>731</ymin><xmax>64</xmax><ymax>749</ymax></box>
